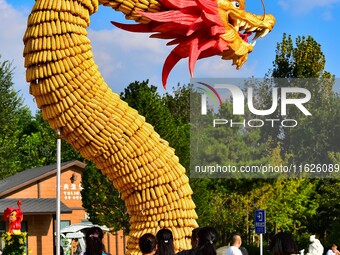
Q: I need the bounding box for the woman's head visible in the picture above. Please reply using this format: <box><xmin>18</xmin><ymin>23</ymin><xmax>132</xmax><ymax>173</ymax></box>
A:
<box><xmin>85</xmin><ymin>227</ymin><xmax>105</xmax><ymax>255</ymax></box>
<box><xmin>197</xmin><ymin>226</ymin><xmax>218</xmax><ymax>246</ymax></box>
<box><xmin>191</xmin><ymin>227</ymin><xmax>202</xmax><ymax>248</ymax></box>
<box><xmin>269</xmin><ymin>232</ymin><xmax>298</xmax><ymax>255</ymax></box>
<box><xmin>196</xmin><ymin>226</ymin><xmax>218</xmax><ymax>255</ymax></box>
<box><xmin>139</xmin><ymin>233</ymin><xmax>157</xmax><ymax>255</ymax></box>
<box><xmin>156</xmin><ymin>229</ymin><xmax>175</xmax><ymax>255</ymax></box>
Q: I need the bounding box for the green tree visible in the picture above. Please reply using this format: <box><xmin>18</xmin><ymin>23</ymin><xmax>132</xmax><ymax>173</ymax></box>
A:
<box><xmin>311</xmin><ymin>152</ymin><xmax>340</xmax><ymax>243</ymax></box>
<box><xmin>0</xmin><ymin>56</ymin><xmax>83</xmax><ymax>177</ymax></box>
<box><xmin>261</xmin><ymin>34</ymin><xmax>337</xmax><ymax>164</ymax></box>
<box><xmin>313</xmin><ymin>178</ymin><xmax>340</xmax><ymax>243</ymax></box>
<box><xmin>18</xmin><ymin>111</ymin><xmax>82</xmax><ymax>169</ymax></box>
<box><xmin>81</xmin><ymin>162</ymin><xmax>130</xmax><ymax>233</ymax></box>
<box><xmin>0</xmin><ymin>56</ymin><xmax>32</xmax><ymax>178</ymax></box>
<box><xmin>265</xmin><ymin>34</ymin><xmax>340</xmax><ymax>245</ymax></box>
<box><xmin>257</xmin><ymin>179</ymin><xmax>318</xmax><ymax>242</ymax></box>
<box><xmin>272</xmin><ymin>34</ymin><xmax>327</xmax><ymax>79</ymax></box>
<box><xmin>163</xmin><ymin>84</ymin><xmax>192</xmax><ymax>123</ymax></box>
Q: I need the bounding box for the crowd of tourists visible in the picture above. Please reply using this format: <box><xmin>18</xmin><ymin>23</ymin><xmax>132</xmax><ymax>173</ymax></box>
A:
<box><xmin>81</xmin><ymin>226</ymin><xmax>338</xmax><ymax>255</ymax></box>
<box><xmin>138</xmin><ymin>228</ymin><xmax>339</xmax><ymax>255</ymax></box>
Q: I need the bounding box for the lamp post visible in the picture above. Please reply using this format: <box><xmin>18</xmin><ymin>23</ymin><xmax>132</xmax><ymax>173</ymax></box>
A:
<box><xmin>56</xmin><ymin>129</ymin><xmax>61</xmax><ymax>255</ymax></box>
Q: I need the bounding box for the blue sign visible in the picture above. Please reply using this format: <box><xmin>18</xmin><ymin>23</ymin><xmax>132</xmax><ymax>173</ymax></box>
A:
<box><xmin>255</xmin><ymin>210</ymin><xmax>266</xmax><ymax>234</ymax></box>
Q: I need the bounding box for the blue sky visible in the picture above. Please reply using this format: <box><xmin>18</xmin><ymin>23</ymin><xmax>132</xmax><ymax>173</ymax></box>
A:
<box><xmin>0</xmin><ymin>0</ymin><xmax>339</xmax><ymax>112</ymax></box>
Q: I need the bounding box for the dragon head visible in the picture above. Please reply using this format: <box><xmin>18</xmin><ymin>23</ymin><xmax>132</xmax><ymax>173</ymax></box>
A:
<box><xmin>218</xmin><ymin>0</ymin><xmax>275</xmax><ymax>67</ymax></box>
<box><xmin>111</xmin><ymin>0</ymin><xmax>275</xmax><ymax>87</ymax></box>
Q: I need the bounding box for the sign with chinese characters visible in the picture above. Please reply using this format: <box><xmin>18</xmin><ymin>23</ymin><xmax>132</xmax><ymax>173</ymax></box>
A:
<box><xmin>63</xmin><ymin>183</ymin><xmax>83</xmax><ymax>200</ymax></box>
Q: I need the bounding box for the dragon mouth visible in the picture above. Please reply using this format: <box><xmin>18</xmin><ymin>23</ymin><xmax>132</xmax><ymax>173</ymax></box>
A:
<box><xmin>228</xmin><ymin>13</ymin><xmax>271</xmax><ymax>48</ymax></box>
<box><xmin>238</xmin><ymin>31</ymin><xmax>253</xmax><ymax>44</ymax></box>
<box><xmin>217</xmin><ymin>7</ymin><xmax>275</xmax><ymax>68</ymax></box>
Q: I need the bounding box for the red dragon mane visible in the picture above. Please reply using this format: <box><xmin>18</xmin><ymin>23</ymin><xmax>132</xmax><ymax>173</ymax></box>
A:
<box><xmin>112</xmin><ymin>0</ymin><xmax>229</xmax><ymax>87</ymax></box>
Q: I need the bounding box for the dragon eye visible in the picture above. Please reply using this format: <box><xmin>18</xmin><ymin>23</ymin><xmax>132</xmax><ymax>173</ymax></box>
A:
<box><xmin>231</xmin><ymin>1</ymin><xmax>240</xmax><ymax>8</ymax></box>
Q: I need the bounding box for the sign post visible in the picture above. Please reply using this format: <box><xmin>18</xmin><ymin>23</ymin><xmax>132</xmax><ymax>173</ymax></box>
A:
<box><xmin>255</xmin><ymin>210</ymin><xmax>266</xmax><ymax>255</ymax></box>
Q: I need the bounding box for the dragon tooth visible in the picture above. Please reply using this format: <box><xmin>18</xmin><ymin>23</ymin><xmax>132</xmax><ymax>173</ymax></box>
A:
<box><xmin>248</xmin><ymin>27</ymin><xmax>257</xmax><ymax>32</ymax></box>
<box><xmin>253</xmin><ymin>31</ymin><xmax>261</xmax><ymax>40</ymax></box>
<box><xmin>260</xmin><ymin>28</ymin><xmax>270</xmax><ymax>38</ymax></box>
<box><xmin>250</xmin><ymin>40</ymin><xmax>257</xmax><ymax>47</ymax></box>
<box><xmin>234</xmin><ymin>19</ymin><xmax>241</xmax><ymax>30</ymax></box>
<box><xmin>240</xmin><ymin>20</ymin><xmax>246</xmax><ymax>29</ymax></box>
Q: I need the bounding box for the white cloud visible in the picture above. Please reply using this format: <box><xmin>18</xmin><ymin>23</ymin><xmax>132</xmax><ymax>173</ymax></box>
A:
<box><xmin>322</xmin><ymin>8</ymin><xmax>334</xmax><ymax>20</ymax></box>
<box><xmin>88</xmin><ymin>28</ymin><xmax>190</xmax><ymax>91</ymax></box>
<box><xmin>195</xmin><ymin>56</ymin><xmax>255</xmax><ymax>78</ymax></box>
<box><xmin>0</xmin><ymin>0</ymin><xmax>37</xmax><ymax>112</ymax></box>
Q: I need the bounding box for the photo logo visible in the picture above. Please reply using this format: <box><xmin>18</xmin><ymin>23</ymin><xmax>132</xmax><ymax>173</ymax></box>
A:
<box><xmin>190</xmin><ymin>78</ymin><xmax>339</xmax><ymax>179</ymax></box>
<box><xmin>196</xmin><ymin>82</ymin><xmax>222</xmax><ymax>115</ymax></box>
<box><xmin>194</xmin><ymin>79</ymin><xmax>312</xmax><ymax>128</ymax></box>
<box><xmin>200</xmin><ymin>84</ymin><xmax>311</xmax><ymax>116</ymax></box>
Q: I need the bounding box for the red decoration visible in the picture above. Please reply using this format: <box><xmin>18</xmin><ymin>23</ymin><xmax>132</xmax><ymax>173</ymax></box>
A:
<box><xmin>3</xmin><ymin>200</ymin><xmax>23</xmax><ymax>235</ymax></box>
<box><xmin>112</xmin><ymin>0</ymin><xmax>228</xmax><ymax>88</ymax></box>
<box><xmin>112</xmin><ymin>0</ymin><xmax>276</xmax><ymax>88</ymax></box>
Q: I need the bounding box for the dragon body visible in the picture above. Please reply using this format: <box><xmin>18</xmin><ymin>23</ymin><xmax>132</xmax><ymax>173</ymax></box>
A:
<box><xmin>23</xmin><ymin>0</ymin><xmax>275</xmax><ymax>254</ymax></box>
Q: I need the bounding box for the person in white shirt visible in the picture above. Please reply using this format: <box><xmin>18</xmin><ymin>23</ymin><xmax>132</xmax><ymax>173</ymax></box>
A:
<box><xmin>326</xmin><ymin>244</ymin><xmax>339</xmax><ymax>255</ymax></box>
<box><xmin>226</xmin><ymin>234</ymin><xmax>243</xmax><ymax>255</ymax></box>
<box><xmin>307</xmin><ymin>235</ymin><xmax>324</xmax><ymax>255</ymax></box>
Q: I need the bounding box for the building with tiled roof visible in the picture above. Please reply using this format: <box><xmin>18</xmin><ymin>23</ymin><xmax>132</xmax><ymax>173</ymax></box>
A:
<box><xmin>0</xmin><ymin>160</ymin><xmax>126</xmax><ymax>255</ymax></box>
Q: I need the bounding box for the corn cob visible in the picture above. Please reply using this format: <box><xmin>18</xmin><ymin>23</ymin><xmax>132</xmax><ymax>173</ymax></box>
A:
<box><xmin>23</xmin><ymin>1</ymin><xmax>198</xmax><ymax>254</ymax></box>
<box><xmin>100</xmin><ymin>0</ymin><xmax>160</xmax><ymax>23</ymax></box>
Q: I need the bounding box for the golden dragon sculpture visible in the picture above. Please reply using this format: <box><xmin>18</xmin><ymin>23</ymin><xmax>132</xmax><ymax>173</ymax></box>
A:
<box><xmin>23</xmin><ymin>0</ymin><xmax>275</xmax><ymax>254</ymax></box>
